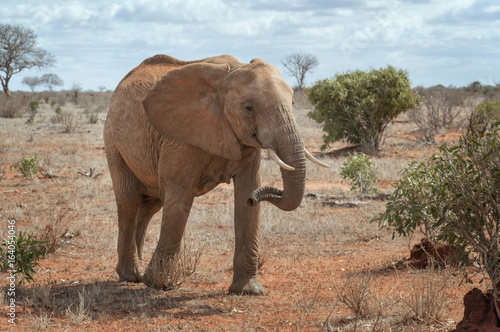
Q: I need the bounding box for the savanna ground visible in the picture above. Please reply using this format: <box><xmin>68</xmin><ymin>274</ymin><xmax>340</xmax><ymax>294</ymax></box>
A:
<box><xmin>0</xmin><ymin>89</ymin><xmax>491</xmax><ymax>331</ymax></box>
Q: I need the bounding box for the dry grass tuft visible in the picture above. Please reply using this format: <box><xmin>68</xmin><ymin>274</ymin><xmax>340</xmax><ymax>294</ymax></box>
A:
<box><xmin>25</xmin><ymin>312</ymin><xmax>58</xmax><ymax>331</ymax></box>
<box><xmin>330</xmin><ymin>270</ymin><xmax>400</xmax><ymax>332</ymax></box>
<box><xmin>335</xmin><ymin>271</ymin><xmax>379</xmax><ymax>319</ymax></box>
<box><xmin>65</xmin><ymin>289</ymin><xmax>91</xmax><ymax>326</ymax></box>
<box><xmin>398</xmin><ymin>270</ymin><xmax>450</xmax><ymax>324</ymax></box>
<box><xmin>36</xmin><ymin>208</ymin><xmax>70</xmax><ymax>253</ymax></box>
<box><xmin>147</xmin><ymin>241</ymin><xmax>203</xmax><ymax>291</ymax></box>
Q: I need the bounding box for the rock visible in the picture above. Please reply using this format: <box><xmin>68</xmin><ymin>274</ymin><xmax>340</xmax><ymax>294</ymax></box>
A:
<box><xmin>451</xmin><ymin>288</ymin><xmax>499</xmax><ymax>332</ymax></box>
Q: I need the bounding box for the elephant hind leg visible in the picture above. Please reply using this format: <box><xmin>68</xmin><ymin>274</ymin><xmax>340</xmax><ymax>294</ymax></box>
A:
<box><xmin>135</xmin><ymin>195</ymin><xmax>162</xmax><ymax>261</ymax></box>
<box><xmin>116</xmin><ymin>199</ymin><xmax>142</xmax><ymax>282</ymax></box>
<box><xmin>106</xmin><ymin>145</ymin><xmax>149</xmax><ymax>283</ymax></box>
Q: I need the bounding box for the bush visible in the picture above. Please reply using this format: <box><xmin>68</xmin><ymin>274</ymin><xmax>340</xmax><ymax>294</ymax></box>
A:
<box><xmin>60</xmin><ymin>112</ymin><xmax>80</xmax><ymax>133</ymax></box>
<box><xmin>71</xmin><ymin>83</ymin><xmax>82</xmax><ymax>105</ymax></box>
<box><xmin>26</xmin><ymin>98</ymin><xmax>40</xmax><ymax>124</ymax></box>
<box><xmin>1</xmin><ymin>231</ymin><xmax>48</xmax><ymax>285</ymax></box>
<box><xmin>28</xmin><ymin>98</ymin><xmax>39</xmax><ymax>113</ymax></box>
<box><xmin>467</xmin><ymin>100</ymin><xmax>500</xmax><ymax>136</ymax></box>
<box><xmin>11</xmin><ymin>155</ymin><xmax>41</xmax><ymax>179</ymax></box>
<box><xmin>373</xmin><ymin>159</ymin><xmax>442</xmax><ymax>242</ymax></box>
<box><xmin>340</xmin><ymin>152</ymin><xmax>378</xmax><ymax>194</ymax></box>
<box><xmin>374</xmin><ymin>124</ymin><xmax>500</xmax><ymax>316</ymax></box>
<box><xmin>410</xmin><ymin>86</ymin><xmax>468</xmax><ymax>142</ymax></box>
<box><xmin>308</xmin><ymin>66</ymin><xmax>420</xmax><ymax>153</ymax></box>
<box><xmin>86</xmin><ymin>112</ymin><xmax>99</xmax><ymax>124</ymax></box>
<box><xmin>0</xmin><ymin>94</ymin><xmax>25</xmax><ymax>118</ymax></box>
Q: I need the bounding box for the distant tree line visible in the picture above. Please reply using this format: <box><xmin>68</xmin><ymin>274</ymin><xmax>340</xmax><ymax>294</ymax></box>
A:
<box><xmin>22</xmin><ymin>73</ymin><xmax>64</xmax><ymax>92</ymax></box>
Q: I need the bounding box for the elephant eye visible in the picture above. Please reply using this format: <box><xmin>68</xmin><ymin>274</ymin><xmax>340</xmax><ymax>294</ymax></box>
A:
<box><xmin>244</xmin><ymin>104</ymin><xmax>253</xmax><ymax>113</ymax></box>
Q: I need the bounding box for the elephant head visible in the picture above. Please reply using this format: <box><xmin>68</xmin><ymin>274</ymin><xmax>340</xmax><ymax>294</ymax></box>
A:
<box><xmin>142</xmin><ymin>58</ymin><xmax>327</xmax><ymax>211</ymax></box>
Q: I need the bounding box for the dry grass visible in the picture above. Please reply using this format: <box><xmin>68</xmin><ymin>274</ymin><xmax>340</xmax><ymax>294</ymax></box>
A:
<box><xmin>145</xmin><ymin>241</ymin><xmax>203</xmax><ymax>291</ymax></box>
<box><xmin>398</xmin><ymin>270</ymin><xmax>451</xmax><ymax>324</ymax></box>
<box><xmin>0</xmin><ymin>90</ymin><xmax>481</xmax><ymax>331</ymax></box>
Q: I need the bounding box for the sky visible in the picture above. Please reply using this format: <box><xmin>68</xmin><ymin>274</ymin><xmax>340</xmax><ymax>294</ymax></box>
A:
<box><xmin>1</xmin><ymin>0</ymin><xmax>499</xmax><ymax>92</ymax></box>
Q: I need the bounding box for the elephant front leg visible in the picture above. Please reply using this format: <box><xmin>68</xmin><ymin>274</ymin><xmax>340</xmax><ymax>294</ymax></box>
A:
<box><xmin>229</xmin><ymin>155</ymin><xmax>265</xmax><ymax>295</ymax></box>
<box><xmin>142</xmin><ymin>193</ymin><xmax>194</xmax><ymax>290</ymax></box>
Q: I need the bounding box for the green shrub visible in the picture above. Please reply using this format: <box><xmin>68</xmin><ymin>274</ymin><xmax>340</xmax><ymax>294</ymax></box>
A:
<box><xmin>373</xmin><ymin>159</ymin><xmax>443</xmax><ymax>241</ymax></box>
<box><xmin>374</xmin><ymin>124</ymin><xmax>500</xmax><ymax>313</ymax></box>
<box><xmin>26</xmin><ymin>98</ymin><xmax>40</xmax><ymax>124</ymax></box>
<box><xmin>1</xmin><ymin>231</ymin><xmax>48</xmax><ymax>285</ymax></box>
<box><xmin>28</xmin><ymin>98</ymin><xmax>39</xmax><ymax>113</ymax></box>
<box><xmin>308</xmin><ymin>66</ymin><xmax>420</xmax><ymax>153</ymax></box>
<box><xmin>467</xmin><ymin>100</ymin><xmax>500</xmax><ymax>136</ymax></box>
<box><xmin>11</xmin><ymin>155</ymin><xmax>40</xmax><ymax>179</ymax></box>
<box><xmin>54</xmin><ymin>105</ymin><xmax>62</xmax><ymax>114</ymax></box>
<box><xmin>340</xmin><ymin>152</ymin><xmax>378</xmax><ymax>194</ymax></box>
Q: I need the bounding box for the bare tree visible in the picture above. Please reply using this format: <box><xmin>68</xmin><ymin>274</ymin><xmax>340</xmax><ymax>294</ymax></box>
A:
<box><xmin>71</xmin><ymin>82</ymin><xmax>83</xmax><ymax>104</ymax></box>
<box><xmin>409</xmin><ymin>86</ymin><xmax>469</xmax><ymax>142</ymax></box>
<box><xmin>0</xmin><ymin>24</ymin><xmax>55</xmax><ymax>97</ymax></box>
<box><xmin>21</xmin><ymin>76</ymin><xmax>43</xmax><ymax>92</ymax></box>
<box><xmin>41</xmin><ymin>73</ymin><xmax>64</xmax><ymax>91</ymax></box>
<box><xmin>281</xmin><ymin>52</ymin><xmax>319</xmax><ymax>89</ymax></box>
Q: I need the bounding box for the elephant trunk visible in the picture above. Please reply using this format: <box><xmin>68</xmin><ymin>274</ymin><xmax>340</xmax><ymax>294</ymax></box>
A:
<box><xmin>248</xmin><ymin>111</ymin><xmax>306</xmax><ymax>211</ymax></box>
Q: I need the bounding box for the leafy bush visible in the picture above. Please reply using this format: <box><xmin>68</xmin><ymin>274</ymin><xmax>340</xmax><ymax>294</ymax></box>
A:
<box><xmin>373</xmin><ymin>159</ymin><xmax>444</xmax><ymax>241</ymax></box>
<box><xmin>374</xmin><ymin>124</ymin><xmax>500</xmax><ymax>316</ymax></box>
<box><xmin>467</xmin><ymin>100</ymin><xmax>500</xmax><ymax>136</ymax></box>
<box><xmin>340</xmin><ymin>152</ymin><xmax>378</xmax><ymax>194</ymax></box>
<box><xmin>1</xmin><ymin>231</ymin><xmax>48</xmax><ymax>285</ymax></box>
<box><xmin>28</xmin><ymin>98</ymin><xmax>39</xmax><ymax>113</ymax></box>
<box><xmin>308</xmin><ymin>66</ymin><xmax>420</xmax><ymax>153</ymax></box>
<box><xmin>26</xmin><ymin>98</ymin><xmax>40</xmax><ymax>124</ymax></box>
<box><xmin>11</xmin><ymin>155</ymin><xmax>40</xmax><ymax>179</ymax></box>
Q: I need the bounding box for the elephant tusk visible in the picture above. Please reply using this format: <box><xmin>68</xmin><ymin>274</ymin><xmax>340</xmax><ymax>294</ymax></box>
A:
<box><xmin>304</xmin><ymin>148</ymin><xmax>330</xmax><ymax>168</ymax></box>
<box><xmin>267</xmin><ymin>149</ymin><xmax>295</xmax><ymax>171</ymax></box>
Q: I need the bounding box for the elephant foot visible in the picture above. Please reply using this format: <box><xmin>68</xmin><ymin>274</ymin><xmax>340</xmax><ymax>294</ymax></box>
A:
<box><xmin>116</xmin><ymin>261</ymin><xmax>143</xmax><ymax>283</ymax></box>
<box><xmin>142</xmin><ymin>269</ymin><xmax>154</xmax><ymax>288</ymax></box>
<box><xmin>229</xmin><ymin>277</ymin><xmax>265</xmax><ymax>296</ymax></box>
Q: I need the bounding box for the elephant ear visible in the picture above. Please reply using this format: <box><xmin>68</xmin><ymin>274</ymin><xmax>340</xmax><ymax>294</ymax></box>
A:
<box><xmin>143</xmin><ymin>63</ymin><xmax>242</xmax><ymax>160</ymax></box>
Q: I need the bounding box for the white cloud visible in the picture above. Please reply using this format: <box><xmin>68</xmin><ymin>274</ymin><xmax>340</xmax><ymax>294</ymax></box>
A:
<box><xmin>1</xmin><ymin>0</ymin><xmax>498</xmax><ymax>91</ymax></box>
<box><xmin>484</xmin><ymin>3</ymin><xmax>500</xmax><ymax>13</ymax></box>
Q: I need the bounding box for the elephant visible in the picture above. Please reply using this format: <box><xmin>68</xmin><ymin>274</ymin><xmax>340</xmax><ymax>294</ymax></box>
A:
<box><xmin>103</xmin><ymin>54</ymin><xmax>328</xmax><ymax>295</ymax></box>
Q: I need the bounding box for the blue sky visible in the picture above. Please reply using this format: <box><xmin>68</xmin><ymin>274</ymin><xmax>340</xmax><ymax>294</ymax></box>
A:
<box><xmin>2</xmin><ymin>0</ymin><xmax>499</xmax><ymax>91</ymax></box>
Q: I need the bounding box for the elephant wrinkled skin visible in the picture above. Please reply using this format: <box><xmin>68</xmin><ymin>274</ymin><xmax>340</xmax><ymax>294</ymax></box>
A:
<box><xmin>103</xmin><ymin>54</ymin><xmax>323</xmax><ymax>295</ymax></box>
